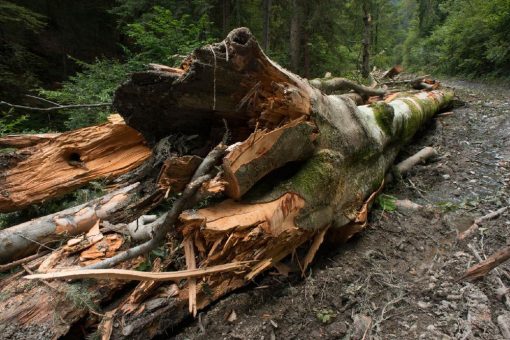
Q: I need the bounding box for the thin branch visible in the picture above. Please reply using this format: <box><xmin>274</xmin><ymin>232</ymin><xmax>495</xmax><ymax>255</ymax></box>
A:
<box><xmin>0</xmin><ymin>100</ymin><xmax>112</xmax><ymax>112</ymax></box>
<box><xmin>85</xmin><ymin>143</ymin><xmax>227</xmax><ymax>270</ymax></box>
<box><xmin>25</xmin><ymin>94</ymin><xmax>62</xmax><ymax>107</ymax></box>
<box><xmin>0</xmin><ymin>250</ymin><xmax>49</xmax><ymax>272</ymax></box>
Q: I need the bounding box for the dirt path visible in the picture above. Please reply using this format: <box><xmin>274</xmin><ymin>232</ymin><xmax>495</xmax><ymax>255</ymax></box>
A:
<box><xmin>171</xmin><ymin>81</ymin><xmax>510</xmax><ymax>340</ymax></box>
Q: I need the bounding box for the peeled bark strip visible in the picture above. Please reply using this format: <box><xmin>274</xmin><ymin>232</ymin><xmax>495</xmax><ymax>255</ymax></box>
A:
<box><xmin>0</xmin><ymin>116</ymin><xmax>151</xmax><ymax>212</ymax></box>
<box><xmin>0</xmin><ymin>28</ymin><xmax>453</xmax><ymax>339</ymax></box>
<box><xmin>0</xmin><ymin>183</ymin><xmax>140</xmax><ymax>264</ymax></box>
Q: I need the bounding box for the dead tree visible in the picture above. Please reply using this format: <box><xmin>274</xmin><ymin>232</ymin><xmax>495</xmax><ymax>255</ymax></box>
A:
<box><xmin>0</xmin><ymin>28</ymin><xmax>453</xmax><ymax>339</ymax></box>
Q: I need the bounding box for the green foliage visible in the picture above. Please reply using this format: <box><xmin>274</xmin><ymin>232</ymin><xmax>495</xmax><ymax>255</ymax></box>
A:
<box><xmin>375</xmin><ymin>194</ymin><xmax>397</xmax><ymax>212</ymax></box>
<box><xmin>402</xmin><ymin>0</ymin><xmax>510</xmax><ymax>77</ymax></box>
<box><xmin>315</xmin><ymin>308</ymin><xmax>336</xmax><ymax>324</ymax></box>
<box><xmin>435</xmin><ymin>201</ymin><xmax>459</xmax><ymax>212</ymax></box>
<box><xmin>38</xmin><ymin>5</ymin><xmax>214</xmax><ymax>130</ymax></box>
<box><xmin>0</xmin><ymin>112</ymin><xmax>29</xmax><ymax>135</ymax></box>
<box><xmin>126</xmin><ymin>6</ymin><xmax>214</xmax><ymax>65</ymax></box>
<box><xmin>136</xmin><ymin>246</ymin><xmax>168</xmax><ymax>271</ymax></box>
<box><xmin>39</xmin><ymin>59</ymin><xmax>142</xmax><ymax>130</ymax></box>
<box><xmin>3</xmin><ymin>0</ymin><xmax>509</xmax><ymax>134</ymax></box>
<box><xmin>0</xmin><ymin>1</ymin><xmax>46</xmax><ymax>102</ymax></box>
<box><xmin>64</xmin><ymin>282</ymin><xmax>100</xmax><ymax>313</ymax></box>
<box><xmin>0</xmin><ymin>1</ymin><xmax>45</xmax><ymax>30</ymax></box>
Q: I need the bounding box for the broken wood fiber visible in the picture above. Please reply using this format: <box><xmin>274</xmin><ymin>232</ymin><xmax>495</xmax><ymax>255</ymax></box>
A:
<box><xmin>0</xmin><ymin>115</ymin><xmax>151</xmax><ymax>212</ymax></box>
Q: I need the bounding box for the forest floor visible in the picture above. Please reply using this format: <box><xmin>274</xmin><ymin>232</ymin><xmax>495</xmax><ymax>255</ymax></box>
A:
<box><xmin>169</xmin><ymin>80</ymin><xmax>510</xmax><ymax>340</ymax></box>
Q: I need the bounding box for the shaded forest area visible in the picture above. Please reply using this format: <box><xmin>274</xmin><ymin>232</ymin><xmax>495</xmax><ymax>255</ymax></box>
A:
<box><xmin>1</xmin><ymin>0</ymin><xmax>509</xmax><ymax>133</ymax></box>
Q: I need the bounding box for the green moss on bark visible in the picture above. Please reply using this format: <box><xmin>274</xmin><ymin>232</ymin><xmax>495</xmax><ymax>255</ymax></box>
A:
<box><xmin>369</xmin><ymin>102</ymin><xmax>395</xmax><ymax>136</ymax></box>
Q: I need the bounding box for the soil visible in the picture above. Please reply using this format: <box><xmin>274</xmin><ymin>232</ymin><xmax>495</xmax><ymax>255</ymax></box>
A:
<box><xmin>170</xmin><ymin>80</ymin><xmax>510</xmax><ymax>340</ymax></box>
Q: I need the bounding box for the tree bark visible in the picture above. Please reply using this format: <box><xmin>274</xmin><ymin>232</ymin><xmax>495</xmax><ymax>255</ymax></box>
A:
<box><xmin>361</xmin><ymin>1</ymin><xmax>372</xmax><ymax>78</ymax></box>
<box><xmin>0</xmin><ymin>28</ymin><xmax>453</xmax><ymax>339</ymax></box>
<box><xmin>290</xmin><ymin>0</ymin><xmax>301</xmax><ymax>71</ymax></box>
<box><xmin>222</xmin><ymin>0</ymin><xmax>230</xmax><ymax>36</ymax></box>
<box><xmin>262</xmin><ymin>0</ymin><xmax>271</xmax><ymax>51</ymax></box>
<box><xmin>0</xmin><ymin>115</ymin><xmax>151</xmax><ymax>212</ymax></box>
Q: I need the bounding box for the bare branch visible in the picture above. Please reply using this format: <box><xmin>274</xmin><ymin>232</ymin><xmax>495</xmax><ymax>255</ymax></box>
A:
<box><xmin>85</xmin><ymin>143</ymin><xmax>228</xmax><ymax>270</ymax></box>
<box><xmin>0</xmin><ymin>100</ymin><xmax>112</xmax><ymax>112</ymax></box>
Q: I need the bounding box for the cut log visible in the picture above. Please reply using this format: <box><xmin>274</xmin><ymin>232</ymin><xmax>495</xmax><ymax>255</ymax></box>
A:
<box><xmin>0</xmin><ymin>115</ymin><xmax>151</xmax><ymax>212</ymax></box>
<box><xmin>0</xmin><ymin>28</ymin><xmax>454</xmax><ymax>339</ymax></box>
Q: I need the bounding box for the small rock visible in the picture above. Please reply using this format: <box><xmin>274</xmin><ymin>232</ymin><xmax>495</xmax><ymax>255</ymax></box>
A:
<box><xmin>498</xmin><ymin>313</ymin><xmax>510</xmax><ymax>339</ymax></box>
<box><xmin>418</xmin><ymin>301</ymin><xmax>431</xmax><ymax>309</ymax></box>
<box><xmin>326</xmin><ymin>320</ymin><xmax>347</xmax><ymax>337</ymax></box>
<box><xmin>442</xmin><ymin>174</ymin><xmax>451</xmax><ymax>180</ymax></box>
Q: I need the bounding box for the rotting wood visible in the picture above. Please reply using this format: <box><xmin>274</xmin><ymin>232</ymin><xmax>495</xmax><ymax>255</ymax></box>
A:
<box><xmin>84</xmin><ymin>143</ymin><xmax>227</xmax><ymax>270</ymax></box>
<box><xmin>223</xmin><ymin>117</ymin><xmax>316</xmax><ymax>199</ymax></box>
<box><xmin>467</xmin><ymin>243</ymin><xmax>510</xmax><ymax>309</ymax></box>
<box><xmin>0</xmin><ymin>115</ymin><xmax>151</xmax><ymax>212</ymax></box>
<box><xmin>0</xmin><ymin>250</ymin><xmax>50</xmax><ymax>272</ymax></box>
<box><xmin>0</xmin><ymin>27</ymin><xmax>454</xmax><ymax>339</ymax></box>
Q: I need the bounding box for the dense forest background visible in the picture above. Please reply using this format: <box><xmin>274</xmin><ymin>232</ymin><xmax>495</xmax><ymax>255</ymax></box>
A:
<box><xmin>1</xmin><ymin>0</ymin><xmax>509</xmax><ymax>134</ymax></box>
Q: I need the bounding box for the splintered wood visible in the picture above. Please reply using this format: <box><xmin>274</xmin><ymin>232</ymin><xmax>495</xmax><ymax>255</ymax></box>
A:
<box><xmin>0</xmin><ymin>115</ymin><xmax>150</xmax><ymax>212</ymax></box>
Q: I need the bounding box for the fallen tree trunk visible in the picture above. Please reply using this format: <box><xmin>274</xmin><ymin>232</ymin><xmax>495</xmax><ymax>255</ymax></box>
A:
<box><xmin>0</xmin><ymin>28</ymin><xmax>453</xmax><ymax>339</ymax></box>
<box><xmin>0</xmin><ymin>115</ymin><xmax>151</xmax><ymax>212</ymax></box>
<box><xmin>309</xmin><ymin>76</ymin><xmax>387</xmax><ymax>98</ymax></box>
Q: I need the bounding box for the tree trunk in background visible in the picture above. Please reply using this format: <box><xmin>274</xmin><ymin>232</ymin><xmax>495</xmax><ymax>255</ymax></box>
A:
<box><xmin>303</xmin><ymin>30</ymin><xmax>310</xmax><ymax>78</ymax></box>
<box><xmin>361</xmin><ymin>1</ymin><xmax>372</xmax><ymax>78</ymax></box>
<box><xmin>262</xmin><ymin>0</ymin><xmax>271</xmax><ymax>51</ymax></box>
<box><xmin>235</xmin><ymin>0</ymin><xmax>241</xmax><ymax>26</ymax></box>
<box><xmin>222</xmin><ymin>0</ymin><xmax>230</xmax><ymax>36</ymax></box>
<box><xmin>373</xmin><ymin>4</ymin><xmax>379</xmax><ymax>54</ymax></box>
<box><xmin>290</xmin><ymin>0</ymin><xmax>301</xmax><ymax>71</ymax></box>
